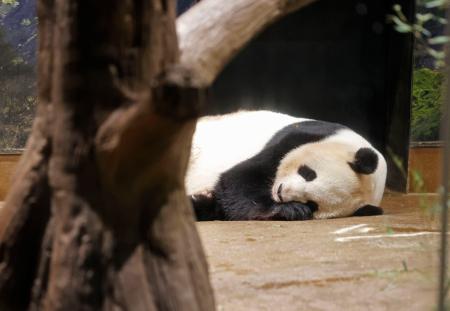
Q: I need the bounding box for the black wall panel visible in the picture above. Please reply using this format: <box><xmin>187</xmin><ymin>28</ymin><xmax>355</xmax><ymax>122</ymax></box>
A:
<box><xmin>207</xmin><ymin>0</ymin><xmax>414</xmax><ymax>191</ymax></box>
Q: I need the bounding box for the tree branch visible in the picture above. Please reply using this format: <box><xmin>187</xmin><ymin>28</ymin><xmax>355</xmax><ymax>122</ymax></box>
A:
<box><xmin>0</xmin><ymin>0</ymin><xmax>54</xmax><ymax>307</ymax></box>
<box><xmin>177</xmin><ymin>0</ymin><xmax>318</xmax><ymax>86</ymax></box>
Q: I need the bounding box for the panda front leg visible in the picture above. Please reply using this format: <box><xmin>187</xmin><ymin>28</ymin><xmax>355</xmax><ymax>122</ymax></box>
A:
<box><xmin>268</xmin><ymin>201</ymin><xmax>317</xmax><ymax>221</ymax></box>
<box><xmin>218</xmin><ymin>197</ymin><xmax>317</xmax><ymax>221</ymax></box>
<box><xmin>214</xmin><ymin>163</ymin><xmax>318</xmax><ymax>220</ymax></box>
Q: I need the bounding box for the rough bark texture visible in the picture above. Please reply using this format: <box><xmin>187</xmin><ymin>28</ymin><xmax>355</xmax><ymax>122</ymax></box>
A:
<box><xmin>0</xmin><ymin>0</ymin><xmax>317</xmax><ymax>310</ymax></box>
<box><xmin>0</xmin><ymin>0</ymin><xmax>212</xmax><ymax>310</ymax></box>
<box><xmin>178</xmin><ymin>0</ymin><xmax>317</xmax><ymax>86</ymax></box>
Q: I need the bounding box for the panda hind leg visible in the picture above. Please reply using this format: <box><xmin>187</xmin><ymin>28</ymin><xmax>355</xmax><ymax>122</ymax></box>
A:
<box><xmin>190</xmin><ymin>192</ymin><xmax>226</xmax><ymax>221</ymax></box>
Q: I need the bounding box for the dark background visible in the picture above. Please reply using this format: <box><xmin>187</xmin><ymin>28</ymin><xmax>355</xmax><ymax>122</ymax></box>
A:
<box><xmin>0</xmin><ymin>0</ymin><xmax>414</xmax><ymax>191</ymax></box>
<box><xmin>179</xmin><ymin>0</ymin><xmax>414</xmax><ymax>192</ymax></box>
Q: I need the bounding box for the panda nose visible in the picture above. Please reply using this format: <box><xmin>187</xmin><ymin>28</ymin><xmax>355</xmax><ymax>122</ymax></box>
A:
<box><xmin>277</xmin><ymin>183</ymin><xmax>283</xmax><ymax>202</ymax></box>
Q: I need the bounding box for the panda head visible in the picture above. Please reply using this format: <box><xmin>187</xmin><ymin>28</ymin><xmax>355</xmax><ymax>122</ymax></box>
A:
<box><xmin>271</xmin><ymin>141</ymin><xmax>386</xmax><ymax>219</ymax></box>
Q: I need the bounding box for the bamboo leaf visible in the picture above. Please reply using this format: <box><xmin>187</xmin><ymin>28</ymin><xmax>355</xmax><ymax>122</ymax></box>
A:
<box><xmin>427</xmin><ymin>47</ymin><xmax>446</xmax><ymax>59</ymax></box>
<box><xmin>391</xmin><ymin>16</ymin><xmax>413</xmax><ymax>33</ymax></box>
<box><xmin>0</xmin><ymin>0</ymin><xmax>18</xmax><ymax>5</ymax></box>
<box><xmin>424</xmin><ymin>0</ymin><xmax>447</xmax><ymax>8</ymax></box>
<box><xmin>428</xmin><ymin>36</ymin><xmax>450</xmax><ymax>45</ymax></box>
<box><xmin>416</xmin><ymin>13</ymin><xmax>434</xmax><ymax>23</ymax></box>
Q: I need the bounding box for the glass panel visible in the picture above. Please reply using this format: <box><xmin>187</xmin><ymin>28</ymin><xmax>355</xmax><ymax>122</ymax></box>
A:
<box><xmin>0</xmin><ymin>0</ymin><xmax>37</xmax><ymax>152</ymax></box>
<box><xmin>411</xmin><ymin>2</ymin><xmax>446</xmax><ymax>143</ymax></box>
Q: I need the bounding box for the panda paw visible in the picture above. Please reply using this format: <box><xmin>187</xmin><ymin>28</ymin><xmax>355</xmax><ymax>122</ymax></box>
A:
<box><xmin>271</xmin><ymin>201</ymin><xmax>316</xmax><ymax>221</ymax></box>
<box><xmin>190</xmin><ymin>192</ymin><xmax>226</xmax><ymax>221</ymax></box>
<box><xmin>352</xmin><ymin>204</ymin><xmax>383</xmax><ymax>216</ymax></box>
<box><xmin>191</xmin><ymin>189</ymin><xmax>214</xmax><ymax>200</ymax></box>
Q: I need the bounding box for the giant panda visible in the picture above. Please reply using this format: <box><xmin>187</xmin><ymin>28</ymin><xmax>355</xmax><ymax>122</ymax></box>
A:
<box><xmin>185</xmin><ymin>110</ymin><xmax>387</xmax><ymax>221</ymax></box>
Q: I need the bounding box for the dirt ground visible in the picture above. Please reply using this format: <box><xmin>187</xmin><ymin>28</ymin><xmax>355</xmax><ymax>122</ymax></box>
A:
<box><xmin>197</xmin><ymin>193</ymin><xmax>445</xmax><ymax>311</ymax></box>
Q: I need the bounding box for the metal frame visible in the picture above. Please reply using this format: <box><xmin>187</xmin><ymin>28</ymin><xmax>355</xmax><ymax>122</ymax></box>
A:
<box><xmin>438</xmin><ymin>24</ymin><xmax>450</xmax><ymax>309</ymax></box>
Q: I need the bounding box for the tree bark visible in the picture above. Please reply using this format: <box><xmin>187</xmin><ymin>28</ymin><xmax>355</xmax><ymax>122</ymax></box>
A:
<box><xmin>0</xmin><ymin>0</ymin><xmax>317</xmax><ymax>310</ymax></box>
<box><xmin>0</xmin><ymin>0</ymin><xmax>212</xmax><ymax>310</ymax></box>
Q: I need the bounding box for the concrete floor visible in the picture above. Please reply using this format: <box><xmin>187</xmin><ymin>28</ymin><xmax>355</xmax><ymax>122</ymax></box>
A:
<box><xmin>197</xmin><ymin>193</ymin><xmax>445</xmax><ymax>311</ymax></box>
<box><xmin>0</xmin><ymin>194</ymin><xmax>445</xmax><ymax>310</ymax></box>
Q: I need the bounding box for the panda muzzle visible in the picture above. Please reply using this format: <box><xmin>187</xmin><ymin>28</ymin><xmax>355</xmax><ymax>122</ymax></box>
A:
<box><xmin>277</xmin><ymin>183</ymin><xmax>284</xmax><ymax>202</ymax></box>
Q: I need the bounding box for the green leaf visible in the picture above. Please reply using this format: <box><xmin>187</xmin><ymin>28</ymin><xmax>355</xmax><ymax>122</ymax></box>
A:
<box><xmin>416</xmin><ymin>13</ymin><xmax>434</xmax><ymax>23</ymax></box>
<box><xmin>411</xmin><ymin>68</ymin><xmax>444</xmax><ymax>141</ymax></box>
<box><xmin>435</xmin><ymin>59</ymin><xmax>446</xmax><ymax>68</ymax></box>
<box><xmin>392</xmin><ymin>4</ymin><xmax>402</xmax><ymax>12</ymax></box>
<box><xmin>394</xmin><ymin>23</ymin><xmax>413</xmax><ymax>33</ymax></box>
<box><xmin>424</xmin><ymin>0</ymin><xmax>447</xmax><ymax>8</ymax></box>
<box><xmin>412</xmin><ymin>170</ymin><xmax>425</xmax><ymax>191</ymax></box>
<box><xmin>415</xmin><ymin>24</ymin><xmax>432</xmax><ymax>37</ymax></box>
<box><xmin>0</xmin><ymin>0</ymin><xmax>18</xmax><ymax>6</ymax></box>
<box><xmin>427</xmin><ymin>47</ymin><xmax>446</xmax><ymax>60</ymax></box>
<box><xmin>436</xmin><ymin>17</ymin><xmax>448</xmax><ymax>25</ymax></box>
<box><xmin>387</xmin><ymin>148</ymin><xmax>406</xmax><ymax>177</ymax></box>
<box><xmin>428</xmin><ymin>36</ymin><xmax>450</xmax><ymax>45</ymax></box>
<box><xmin>20</xmin><ymin>18</ymin><xmax>31</xmax><ymax>26</ymax></box>
<box><xmin>402</xmin><ymin>260</ymin><xmax>408</xmax><ymax>272</ymax></box>
<box><xmin>392</xmin><ymin>4</ymin><xmax>409</xmax><ymax>21</ymax></box>
<box><xmin>391</xmin><ymin>16</ymin><xmax>413</xmax><ymax>33</ymax></box>
<box><xmin>11</xmin><ymin>56</ymin><xmax>24</xmax><ymax>65</ymax></box>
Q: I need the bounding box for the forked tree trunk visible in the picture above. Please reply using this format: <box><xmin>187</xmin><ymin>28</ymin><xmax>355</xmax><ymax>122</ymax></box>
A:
<box><xmin>0</xmin><ymin>0</ymin><xmax>316</xmax><ymax>310</ymax></box>
<box><xmin>0</xmin><ymin>0</ymin><xmax>211</xmax><ymax>310</ymax></box>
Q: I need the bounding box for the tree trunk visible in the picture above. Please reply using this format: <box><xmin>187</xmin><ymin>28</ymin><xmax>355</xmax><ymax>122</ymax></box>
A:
<box><xmin>0</xmin><ymin>0</ymin><xmax>212</xmax><ymax>310</ymax></box>
<box><xmin>0</xmin><ymin>0</ymin><xmax>317</xmax><ymax>310</ymax></box>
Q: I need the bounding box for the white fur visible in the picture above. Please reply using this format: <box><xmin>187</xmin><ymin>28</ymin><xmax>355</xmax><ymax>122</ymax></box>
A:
<box><xmin>186</xmin><ymin>110</ymin><xmax>307</xmax><ymax>195</ymax></box>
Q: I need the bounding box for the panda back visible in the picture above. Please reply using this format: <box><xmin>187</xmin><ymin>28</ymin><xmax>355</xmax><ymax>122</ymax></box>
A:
<box><xmin>186</xmin><ymin>111</ymin><xmax>308</xmax><ymax>195</ymax></box>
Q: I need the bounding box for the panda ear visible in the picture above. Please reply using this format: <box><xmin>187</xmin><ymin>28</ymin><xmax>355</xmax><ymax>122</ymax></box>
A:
<box><xmin>349</xmin><ymin>147</ymin><xmax>378</xmax><ymax>175</ymax></box>
<box><xmin>352</xmin><ymin>205</ymin><xmax>383</xmax><ymax>216</ymax></box>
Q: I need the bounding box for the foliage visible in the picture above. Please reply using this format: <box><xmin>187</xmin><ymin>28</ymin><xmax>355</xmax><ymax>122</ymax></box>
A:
<box><xmin>390</xmin><ymin>1</ymin><xmax>447</xmax><ymax>142</ymax></box>
<box><xmin>0</xmin><ymin>0</ymin><xmax>18</xmax><ymax>6</ymax></box>
<box><xmin>389</xmin><ymin>0</ymin><xmax>448</xmax><ymax>68</ymax></box>
<box><xmin>411</xmin><ymin>67</ymin><xmax>444</xmax><ymax>141</ymax></box>
<box><xmin>0</xmin><ymin>0</ymin><xmax>37</xmax><ymax>150</ymax></box>
<box><xmin>0</xmin><ymin>26</ymin><xmax>36</xmax><ymax>150</ymax></box>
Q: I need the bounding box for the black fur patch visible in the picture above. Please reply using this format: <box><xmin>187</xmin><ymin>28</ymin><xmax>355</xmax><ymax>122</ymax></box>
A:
<box><xmin>349</xmin><ymin>147</ymin><xmax>378</xmax><ymax>175</ymax></box>
<box><xmin>298</xmin><ymin>165</ymin><xmax>317</xmax><ymax>181</ymax></box>
<box><xmin>190</xmin><ymin>194</ymin><xmax>225</xmax><ymax>221</ymax></box>
<box><xmin>210</xmin><ymin>120</ymin><xmax>345</xmax><ymax>221</ymax></box>
<box><xmin>305</xmin><ymin>200</ymin><xmax>319</xmax><ymax>213</ymax></box>
<box><xmin>352</xmin><ymin>205</ymin><xmax>383</xmax><ymax>216</ymax></box>
<box><xmin>269</xmin><ymin>202</ymin><xmax>315</xmax><ymax>221</ymax></box>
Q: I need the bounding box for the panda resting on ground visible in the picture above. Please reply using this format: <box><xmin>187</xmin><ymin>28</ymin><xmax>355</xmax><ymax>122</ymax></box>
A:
<box><xmin>185</xmin><ymin>110</ymin><xmax>387</xmax><ymax>221</ymax></box>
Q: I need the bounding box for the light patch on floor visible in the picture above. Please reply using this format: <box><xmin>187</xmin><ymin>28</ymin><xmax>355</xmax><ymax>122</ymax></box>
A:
<box><xmin>335</xmin><ymin>231</ymin><xmax>442</xmax><ymax>242</ymax></box>
<box><xmin>332</xmin><ymin>223</ymin><xmax>367</xmax><ymax>234</ymax></box>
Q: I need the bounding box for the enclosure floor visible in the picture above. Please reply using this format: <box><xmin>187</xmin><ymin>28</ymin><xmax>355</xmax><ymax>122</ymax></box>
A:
<box><xmin>0</xmin><ymin>195</ymin><xmax>443</xmax><ymax>309</ymax></box>
<box><xmin>197</xmin><ymin>193</ymin><xmax>444</xmax><ymax>311</ymax></box>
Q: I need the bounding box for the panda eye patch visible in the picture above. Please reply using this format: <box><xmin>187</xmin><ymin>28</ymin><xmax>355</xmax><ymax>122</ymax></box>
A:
<box><xmin>298</xmin><ymin>165</ymin><xmax>317</xmax><ymax>181</ymax></box>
